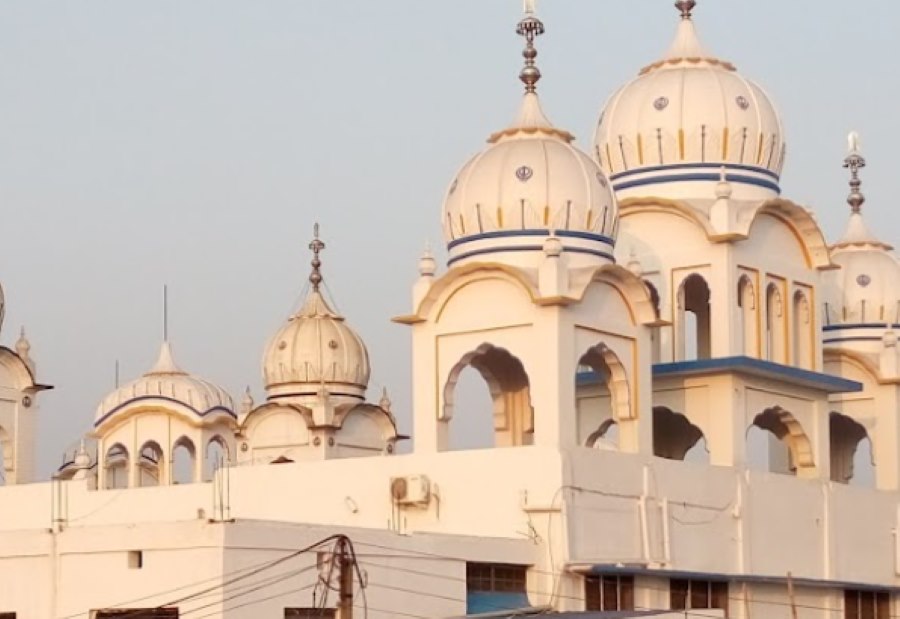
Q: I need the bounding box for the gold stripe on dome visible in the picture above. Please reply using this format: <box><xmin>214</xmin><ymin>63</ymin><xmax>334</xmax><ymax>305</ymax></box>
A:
<box><xmin>639</xmin><ymin>56</ymin><xmax>736</xmax><ymax>75</ymax></box>
<box><xmin>488</xmin><ymin>125</ymin><xmax>575</xmax><ymax>144</ymax></box>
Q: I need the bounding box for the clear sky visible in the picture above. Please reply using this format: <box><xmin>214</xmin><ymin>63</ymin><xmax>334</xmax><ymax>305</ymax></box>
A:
<box><xmin>0</xmin><ymin>0</ymin><xmax>897</xmax><ymax>477</ymax></box>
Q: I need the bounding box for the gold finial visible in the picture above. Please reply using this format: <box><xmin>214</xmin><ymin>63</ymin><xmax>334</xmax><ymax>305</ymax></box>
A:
<box><xmin>675</xmin><ymin>0</ymin><xmax>696</xmax><ymax>19</ymax></box>
<box><xmin>516</xmin><ymin>1</ymin><xmax>545</xmax><ymax>93</ymax></box>
<box><xmin>843</xmin><ymin>131</ymin><xmax>866</xmax><ymax>214</ymax></box>
<box><xmin>308</xmin><ymin>223</ymin><xmax>326</xmax><ymax>292</ymax></box>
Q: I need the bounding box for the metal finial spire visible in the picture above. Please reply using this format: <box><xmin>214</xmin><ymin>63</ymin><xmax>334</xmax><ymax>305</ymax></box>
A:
<box><xmin>843</xmin><ymin>131</ymin><xmax>866</xmax><ymax>213</ymax></box>
<box><xmin>675</xmin><ymin>0</ymin><xmax>696</xmax><ymax>19</ymax></box>
<box><xmin>308</xmin><ymin>223</ymin><xmax>326</xmax><ymax>292</ymax></box>
<box><xmin>516</xmin><ymin>0</ymin><xmax>545</xmax><ymax>93</ymax></box>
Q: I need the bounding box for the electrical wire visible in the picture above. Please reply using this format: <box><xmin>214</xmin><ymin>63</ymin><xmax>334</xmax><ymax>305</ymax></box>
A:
<box><xmin>61</xmin><ymin>534</ymin><xmax>343</xmax><ymax>619</ymax></box>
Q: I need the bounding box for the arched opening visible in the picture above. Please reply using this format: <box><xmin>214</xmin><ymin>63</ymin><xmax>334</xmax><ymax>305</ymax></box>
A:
<box><xmin>766</xmin><ymin>284</ymin><xmax>786</xmax><ymax>363</ymax></box>
<box><xmin>442</xmin><ymin>345</ymin><xmax>533</xmax><ymax>450</ymax></box>
<box><xmin>653</xmin><ymin>407</ymin><xmax>708</xmax><ymax>463</ymax></box>
<box><xmin>104</xmin><ymin>444</ymin><xmax>129</xmax><ymax>490</ymax></box>
<box><xmin>586</xmin><ymin>420</ymin><xmax>619</xmax><ymax>450</ymax></box>
<box><xmin>737</xmin><ymin>276</ymin><xmax>758</xmax><ymax>357</ymax></box>
<box><xmin>792</xmin><ymin>291</ymin><xmax>812</xmax><ymax>369</ymax></box>
<box><xmin>576</xmin><ymin>344</ymin><xmax>631</xmax><ymax>447</ymax></box>
<box><xmin>830</xmin><ymin>413</ymin><xmax>875</xmax><ymax>486</ymax></box>
<box><xmin>746</xmin><ymin>408</ymin><xmax>813</xmax><ymax>476</ymax></box>
<box><xmin>172</xmin><ymin>437</ymin><xmax>196</xmax><ymax>485</ymax></box>
<box><xmin>678</xmin><ymin>275</ymin><xmax>711</xmax><ymax>361</ymax></box>
<box><xmin>644</xmin><ymin>280</ymin><xmax>662</xmax><ymax>364</ymax></box>
<box><xmin>137</xmin><ymin>441</ymin><xmax>164</xmax><ymax>487</ymax></box>
<box><xmin>447</xmin><ymin>366</ymin><xmax>496</xmax><ymax>450</ymax></box>
<box><xmin>204</xmin><ymin>436</ymin><xmax>229</xmax><ymax>481</ymax></box>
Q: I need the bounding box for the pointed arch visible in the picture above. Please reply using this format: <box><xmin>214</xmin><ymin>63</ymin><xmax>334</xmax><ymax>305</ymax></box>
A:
<box><xmin>653</xmin><ymin>407</ymin><xmax>707</xmax><ymax>461</ymax></box>
<box><xmin>442</xmin><ymin>343</ymin><xmax>533</xmax><ymax>450</ymax></box>
<box><xmin>744</xmin><ymin>199</ymin><xmax>834</xmax><ymax>270</ymax></box>
<box><xmin>172</xmin><ymin>436</ymin><xmax>196</xmax><ymax>485</ymax></box>
<box><xmin>204</xmin><ymin>435</ymin><xmax>229</xmax><ymax>481</ymax></box>
<box><xmin>137</xmin><ymin>440</ymin><xmax>164</xmax><ymax>487</ymax></box>
<box><xmin>104</xmin><ymin>443</ymin><xmax>129</xmax><ymax>490</ymax></box>
<box><xmin>749</xmin><ymin>407</ymin><xmax>815</xmax><ymax>475</ymax></box>
<box><xmin>830</xmin><ymin>413</ymin><xmax>874</xmax><ymax>486</ymax></box>
<box><xmin>765</xmin><ymin>283</ymin><xmax>786</xmax><ymax>363</ymax></box>
<box><xmin>737</xmin><ymin>275</ymin><xmax>758</xmax><ymax>357</ymax></box>
<box><xmin>792</xmin><ymin>290</ymin><xmax>812</xmax><ymax>369</ymax></box>
<box><xmin>677</xmin><ymin>274</ymin><xmax>711</xmax><ymax>360</ymax></box>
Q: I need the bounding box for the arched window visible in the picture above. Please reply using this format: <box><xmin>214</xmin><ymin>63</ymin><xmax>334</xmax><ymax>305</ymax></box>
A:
<box><xmin>442</xmin><ymin>345</ymin><xmax>533</xmax><ymax>451</ymax></box>
<box><xmin>766</xmin><ymin>284</ymin><xmax>786</xmax><ymax>363</ymax></box>
<box><xmin>644</xmin><ymin>280</ymin><xmax>662</xmax><ymax>364</ymax></box>
<box><xmin>793</xmin><ymin>291</ymin><xmax>812</xmax><ymax>368</ymax></box>
<box><xmin>830</xmin><ymin>413</ymin><xmax>875</xmax><ymax>486</ymax></box>
<box><xmin>172</xmin><ymin>437</ymin><xmax>196</xmax><ymax>485</ymax></box>
<box><xmin>204</xmin><ymin>436</ymin><xmax>229</xmax><ymax>482</ymax></box>
<box><xmin>737</xmin><ymin>276</ymin><xmax>758</xmax><ymax>357</ymax></box>
<box><xmin>653</xmin><ymin>407</ymin><xmax>708</xmax><ymax>463</ymax></box>
<box><xmin>104</xmin><ymin>444</ymin><xmax>129</xmax><ymax>490</ymax></box>
<box><xmin>576</xmin><ymin>344</ymin><xmax>631</xmax><ymax>448</ymax></box>
<box><xmin>746</xmin><ymin>408</ymin><xmax>814</xmax><ymax>476</ymax></box>
<box><xmin>137</xmin><ymin>441</ymin><xmax>163</xmax><ymax>487</ymax></box>
<box><xmin>678</xmin><ymin>275</ymin><xmax>711</xmax><ymax>361</ymax></box>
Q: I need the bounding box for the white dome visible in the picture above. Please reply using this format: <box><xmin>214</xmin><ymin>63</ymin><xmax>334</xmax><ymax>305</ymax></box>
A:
<box><xmin>443</xmin><ymin>93</ymin><xmax>617</xmax><ymax>269</ymax></box>
<box><xmin>95</xmin><ymin>342</ymin><xmax>235</xmax><ymax>426</ymax></box>
<box><xmin>593</xmin><ymin>9</ymin><xmax>785</xmax><ymax>202</ymax></box>
<box><xmin>828</xmin><ymin>213</ymin><xmax>900</xmax><ymax>326</ymax></box>
<box><xmin>263</xmin><ymin>289</ymin><xmax>370</xmax><ymax>402</ymax></box>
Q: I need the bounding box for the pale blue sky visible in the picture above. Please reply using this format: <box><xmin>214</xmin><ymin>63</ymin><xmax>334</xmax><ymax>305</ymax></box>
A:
<box><xmin>0</xmin><ymin>1</ymin><xmax>896</xmax><ymax>477</ymax></box>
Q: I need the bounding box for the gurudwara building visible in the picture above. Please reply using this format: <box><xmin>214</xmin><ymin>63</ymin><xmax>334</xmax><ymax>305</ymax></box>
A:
<box><xmin>0</xmin><ymin>2</ymin><xmax>897</xmax><ymax>618</ymax></box>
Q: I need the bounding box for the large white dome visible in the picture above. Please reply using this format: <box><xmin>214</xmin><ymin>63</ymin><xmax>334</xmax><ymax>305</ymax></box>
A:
<box><xmin>442</xmin><ymin>10</ymin><xmax>617</xmax><ymax>270</ymax></box>
<box><xmin>593</xmin><ymin>4</ymin><xmax>785</xmax><ymax>202</ymax></box>
<box><xmin>443</xmin><ymin>93</ymin><xmax>617</xmax><ymax>268</ymax></box>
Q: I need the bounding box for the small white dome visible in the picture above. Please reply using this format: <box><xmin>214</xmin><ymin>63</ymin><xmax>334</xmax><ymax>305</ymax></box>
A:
<box><xmin>95</xmin><ymin>342</ymin><xmax>235</xmax><ymax>426</ymax></box>
<box><xmin>829</xmin><ymin>214</ymin><xmax>900</xmax><ymax>325</ymax></box>
<box><xmin>593</xmin><ymin>7</ymin><xmax>785</xmax><ymax>202</ymax></box>
<box><xmin>263</xmin><ymin>290</ymin><xmax>371</xmax><ymax>402</ymax></box>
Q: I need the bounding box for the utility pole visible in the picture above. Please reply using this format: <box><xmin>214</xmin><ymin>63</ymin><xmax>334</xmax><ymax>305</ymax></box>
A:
<box><xmin>337</xmin><ymin>538</ymin><xmax>354</xmax><ymax>619</ymax></box>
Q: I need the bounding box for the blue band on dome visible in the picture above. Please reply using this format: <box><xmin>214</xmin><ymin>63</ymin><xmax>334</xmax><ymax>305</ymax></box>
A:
<box><xmin>823</xmin><ymin>336</ymin><xmax>883</xmax><ymax>344</ymax></box>
<box><xmin>613</xmin><ymin>172</ymin><xmax>781</xmax><ymax>194</ymax></box>
<box><xmin>447</xmin><ymin>228</ymin><xmax>615</xmax><ymax>250</ymax></box>
<box><xmin>823</xmin><ymin>323</ymin><xmax>900</xmax><ymax>331</ymax></box>
<box><xmin>609</xmin><ymin>162</ymin><xmax>781</xmax><ymax>183</ymax></box>
<box><xmin>95</xmin><ymin>397</ymin><xmax>237</xmax><ymax>427</ymax></box>
<box><xmin>447</xmin><ymin>244</ymin><xmax>615</xmax><ymax>266</ymax></box>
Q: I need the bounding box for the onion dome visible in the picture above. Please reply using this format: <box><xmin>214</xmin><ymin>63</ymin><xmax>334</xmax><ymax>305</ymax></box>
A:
<box><xmin>262</xmin><ymin>226</ymin><xmax>371</xmax><ymax>402</ymax></box>
<box><xmin>593</xmin><ymin>1</ymin><xmax>785</xmax><ymax>202</ymax></box>
<box><xmin>826</xmin><ymin>134</ymin><xmax>900</xmax><ymax>339</ymax></box>
<box><xmin>442</xmin><ymin>6</ymin><xmax>617</xmax><ymax>269</ymax></box>
<box><xmin>95</xmin><ymin>341</ymin><xmax>235</xmax><ymax>426</ymax></box>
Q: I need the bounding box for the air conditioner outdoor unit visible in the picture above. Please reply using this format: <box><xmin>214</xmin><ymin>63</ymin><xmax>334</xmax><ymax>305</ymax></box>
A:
<box><xmin>390</xmin><ymin>475</ymin><xmax>432</xmax><ymax>506</ymax></box>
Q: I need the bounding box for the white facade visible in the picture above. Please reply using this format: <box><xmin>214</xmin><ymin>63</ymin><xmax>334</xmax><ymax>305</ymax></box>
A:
<box><xmin>0</xmin><ymin>4</ymin><xmax>898</xmax><ymax>619</ymax></box>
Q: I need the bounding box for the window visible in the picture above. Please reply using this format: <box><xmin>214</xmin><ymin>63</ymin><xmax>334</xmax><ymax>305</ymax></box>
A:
<box><xmin>128</xmin><ymin>550</ymin><xmax>143</xmax><ymax>569</ymax></box>
<box><xmin>0</xmin><ymin>613</ymin><xmax>16</xmax><ymax>618</ymax></box>
<box><xmin>94</xmin><ymin>610</ymin><xmax>178</xmax><ymax>618</ymax></box>
<box><xmin>285</xmin><ymin>611</ymin><xmax>335</xmax><ymax>618</ymax></box>
<box><xmin>466</xmin><ymin>563</ymin><xmax>529</xmax><ymax>615</ymax></box>
<box><xmin>585</xmin><ymin>575</ymin><xmax>634</xmax><ymax>611</ymax></box>
<box><xmin>671</xmin><ymin>579</ymin><xmax>727</xmax><ymax>613</ymax></box>
<box><xmin>845</xmin><ymin>589</ymin><xmax>890</xmax><ymax>619</ymax></box>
